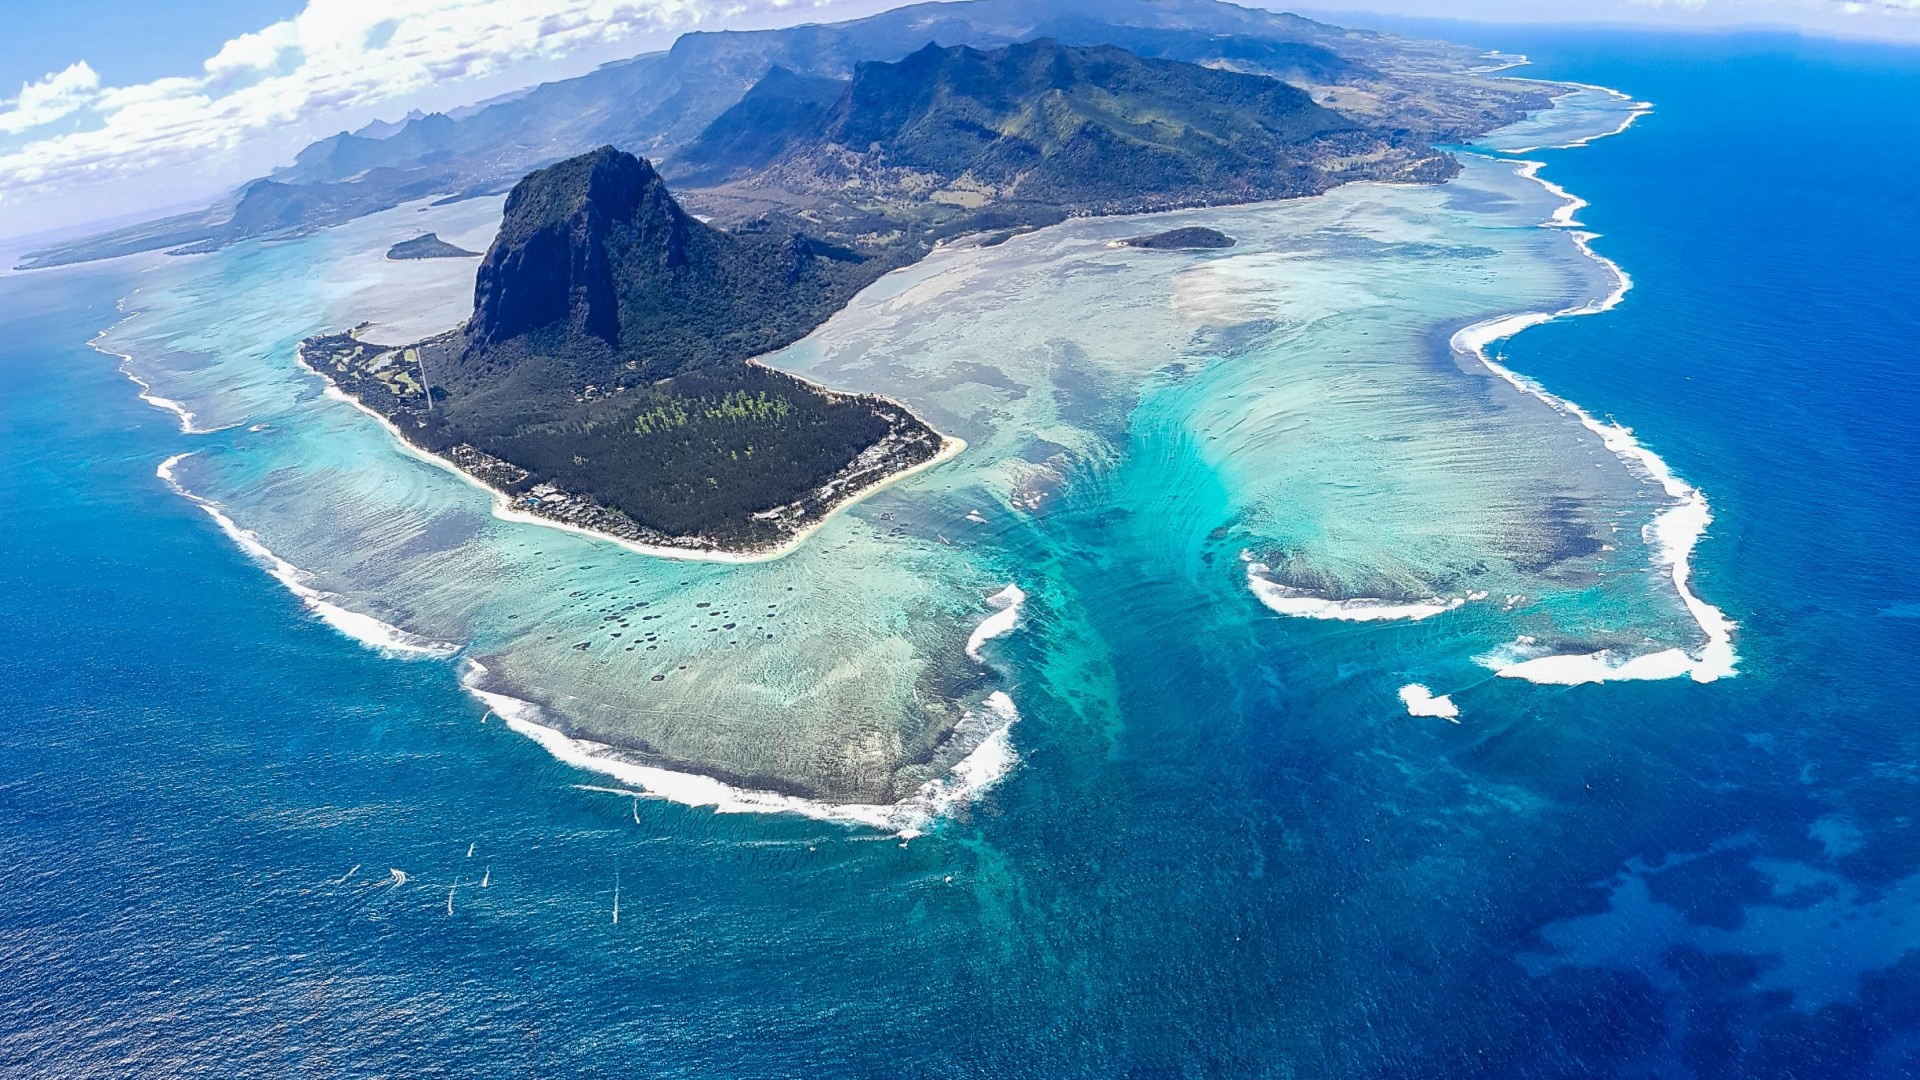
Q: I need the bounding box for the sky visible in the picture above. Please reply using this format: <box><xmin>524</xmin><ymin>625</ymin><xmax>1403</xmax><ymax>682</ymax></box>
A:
<box><xmin>1</xmin><ymin>0</ymin><xmax>1915</xmax><ymax>244</ymax></box>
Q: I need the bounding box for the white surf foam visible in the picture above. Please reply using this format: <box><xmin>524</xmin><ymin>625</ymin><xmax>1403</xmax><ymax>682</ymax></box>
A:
<box><xmin>87</xmin><ymin>312</ymin><xmax>206</xmax><ymax>435</ymax></box>
<box><xmin>1450</xmin><ymin>156</ymin><xmax>1737</xmax><ymax>686</ymax></box>
<box><xmin>965</xmin><ymin>583</ymin><xmax>1027</xmax><ymax>659</ymax></box>
<box><xmin>1245</xmin><ymin>561</ymin><xmax>1463</xmax><ymax>623</ymax></box>
<box><xmin>89</xmin><ymin>301</ymin><xmax>249</xmax><ymax>435</ymax></box>
<box><xmin>1474</xmin><ymin>77</ymin><xmax>1658</xmax><ymax>155</ymax></box>
<box><xmin>1470</xmin><ymin>51</ymin><xmax>1530</xmax><ymax>76</ymax></box>
<box><xmin>1398</xmin><ymin>684</ymin><xmax>1460</xmax><ymax>721</ymax></box>
<box><xmin>158</xmin><ymin>448</ymin><xmax>1018</xmax><ymax>834</ymax></box>
<box><xmin>1493</xmin><ymin>82</ymin><xmax>1653</xmax><ymax>154</ymax></box>
<box><xmin>464</xmin><ymin>661</ymin><xmax>1019</xmax><ymax>837</ymax></box>
<box><xmin>1476</xmin><ymin>640</ymin><xmax>1703</xmax><ymax>685</ymax></box>
<box><xmin>157</xmin><ymin>453</ymin><xmax>459</xmax><ymax>658</ymax></box>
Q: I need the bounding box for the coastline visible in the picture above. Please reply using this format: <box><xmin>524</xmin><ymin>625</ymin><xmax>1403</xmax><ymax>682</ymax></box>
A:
<box><xmin>295</xmin><ymin>341</ymin><xmax>968</xmax><ymax>565</ymax></box>
<box><xmin>156</xmin><ymin>453</ymin><xmax>461</xmax><ymax>659</ymax></box>
<box><xmin>1491</xmin><ymin>78</ymin><xmax>1654</xmax><ymax>153</ymax></box>
<box><xmin>1223</xmin><ymin>81</ymin><xmax>1733</xmax><ymax>686</ymax></box>
<box><xmin>88</xmin><ymin>304</ymin><xmax>212</xmax><ymax>436</ymax></box>
<box><xmin>108</xmin><ymin>73</ymin><xmax>1720</xmax><ymax>833</ymax></box>
<box><xmin>463</xmin><ymin>662</ymin><xmax>1022</xmax><ymax>838</ymax></box>
<box><xmin>155</xmin><ymin>445</ymin><xmax>1026</xmax><ymax>834</ymax></box>
<box><xmin>1449</xmin><ymin>148</ymin><xmax>1737</xmax><ymax>685</ymax></box>
<box><xmin>104</xmin><ymin>223</ymin><xmax>1011</xmax><ymax>834</ymax></box>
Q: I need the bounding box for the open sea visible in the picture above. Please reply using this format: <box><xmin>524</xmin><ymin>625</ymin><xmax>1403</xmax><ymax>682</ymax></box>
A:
<box><xmin>2</xmin><ymin>29</ymin><xmax>1917</xmax><ymax>1077</ymax></box>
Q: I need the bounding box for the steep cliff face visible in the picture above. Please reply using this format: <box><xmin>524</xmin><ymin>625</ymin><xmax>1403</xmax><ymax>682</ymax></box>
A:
<box><xmin>457</xmin><ymin>146</ymin><xmax>882</xmax><ymax>395</ymax></box>
<box><xmin>467</xmin><ymin>147</ymin><xmax>693</xmax><ymax>351</ymax></box>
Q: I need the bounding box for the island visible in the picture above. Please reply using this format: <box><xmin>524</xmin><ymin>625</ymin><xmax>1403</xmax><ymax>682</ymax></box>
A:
<box><xmin>1117</xmin><ymin>226</ymin><xmax>1237</xmax><ymax>250</ymax></box>
<box><xmin>385</xmin><ymin>232</ymin><xmax>480</xmax><ymax>260</ymax></box>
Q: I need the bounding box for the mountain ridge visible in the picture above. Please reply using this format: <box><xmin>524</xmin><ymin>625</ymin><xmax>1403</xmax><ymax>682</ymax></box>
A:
<box><xmin>678</xmin><ymin>38</ymin><xmax>1439</xmax><ymax>215</ymax></box>
<box><xmin>17</xmin><ymin>0</ymin><xmax>1554</xmax><ymax>270</ymax></box>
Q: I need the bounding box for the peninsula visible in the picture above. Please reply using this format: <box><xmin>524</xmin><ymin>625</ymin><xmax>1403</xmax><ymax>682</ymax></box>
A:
<box><xmin>304</xmin><ymin>149</ymin><xmax>948</xmax><ymax>556</ymax></box>
<box><xmin>304</xmin><ymin>37</ymin><xmax>1475</xmax><ymax>554</ymax></box>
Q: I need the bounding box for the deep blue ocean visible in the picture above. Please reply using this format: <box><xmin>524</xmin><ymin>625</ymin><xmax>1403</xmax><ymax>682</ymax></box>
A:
<box><xmin>3</xmin><ymin>30</ymin><xmax>1918</xmax><ymax>1077</ymax></box>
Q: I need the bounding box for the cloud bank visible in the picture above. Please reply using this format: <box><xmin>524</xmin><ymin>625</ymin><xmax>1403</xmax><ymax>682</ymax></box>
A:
<box><xmin>0</xmin><ymin>0</ymin><xmax>854</xmax><ymax>238</ymax></box>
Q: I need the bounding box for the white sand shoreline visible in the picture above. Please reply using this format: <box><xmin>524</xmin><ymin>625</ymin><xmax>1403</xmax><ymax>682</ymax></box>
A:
<box><xmin>295</xmin><ymin>341</ymin><xmax>968</xmax><ymax>565</ymax></box>
<box><xmin>307</xmin><ymin>332</ymin><xmax>967</xmax><ymax>564</ymax></box>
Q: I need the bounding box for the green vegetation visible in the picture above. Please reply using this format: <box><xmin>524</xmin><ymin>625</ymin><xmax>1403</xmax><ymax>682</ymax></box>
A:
<box><xmin>387</xmin><ymin>233</ymin><xmax>480</xmax><ymax>260</ymax></box>
<box><xmin>631</xmin><ymin>389</ymin><xmax>793</xmax><ymax>436</ymax></box>
<box><xmin>315</xmin><ymin>147</ymin><xmax>939</xmax><ymax>549</ymax></box>
<box><xmin>20</xmin><ymin>1</ymin><xmax>1553</xmax><ymax>271</ymax></box>
<box><xmin>490</xmin><ymin>368</ymin><xmax>916</xmax><ymax>541</ymax></box>
<box><xmin>674</xmin><ymin>38</ymin><xmax>1455</xmax><ymax>217</ymax></box>
<box><xmin>1120</xmin><ymin>226</ymin><xmax>1236</xmax><ymax>250</ymax></box>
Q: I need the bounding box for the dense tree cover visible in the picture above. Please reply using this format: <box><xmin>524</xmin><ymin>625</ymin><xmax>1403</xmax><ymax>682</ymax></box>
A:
<box><xmin>671</xmin><ymin>66</ymin><xmax>851</xmax><ymax>186</ymax></box>
<box><xmin>483</xmin><ymin>367</ymin><xmax>911</xmax><ymax>542</ymax></box>
<box><xmin>1120</xmin><ymin>226</ymin><xmax>1236</xmax><ymax>249</ymax></box>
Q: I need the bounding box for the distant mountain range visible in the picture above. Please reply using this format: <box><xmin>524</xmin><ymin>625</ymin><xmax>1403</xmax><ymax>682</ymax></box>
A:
<box><xmin>17</xmin><ymin>0</ymin><xmax>1550</xmax><ymax>270</ymax></box>
<box><xmin>672</xmin><ymin>37</ymin><xmax>1450</xmax><ymax>213</ymax></box>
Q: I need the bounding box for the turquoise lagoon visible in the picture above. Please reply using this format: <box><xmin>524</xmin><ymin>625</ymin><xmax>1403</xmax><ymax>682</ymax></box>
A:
<box><xmin>98</xmin><ymin>88</ymin><xmax>1725</xmax><ymax>823</ymax></box>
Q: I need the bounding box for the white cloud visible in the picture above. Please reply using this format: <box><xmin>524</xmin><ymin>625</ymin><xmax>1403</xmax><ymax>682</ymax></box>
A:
<box><xmin>202</xmin><ymin>21</ymin><xmax>303</xmax><ymax>84</ymax></box>
<box><xmin>0</xmin><ymin>61</ymin><xmax>103</xmax><ymax>136</ymax></box>
<box><xmin>0</xmin><ymin>0</ymin><xmax>848</xmax><ymax>231</ymax></box>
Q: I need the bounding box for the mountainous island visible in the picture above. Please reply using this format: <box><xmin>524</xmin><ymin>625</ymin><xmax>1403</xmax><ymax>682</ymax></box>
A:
<box><xmin>306</xmin><ymin>145</ymin><xmax>950</xmax><ymax>554</ymax></box>
<box><xmin>304</xmin><ymin>34</ymin><xmax>1482</xmax><ymax>554</ymax></box>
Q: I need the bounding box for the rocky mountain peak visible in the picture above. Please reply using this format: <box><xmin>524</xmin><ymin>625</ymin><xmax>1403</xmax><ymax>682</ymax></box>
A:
<box><xmin>467</xmin><ymin>146</ymin><xmax>691</xmax><ymax>351</ymax></box>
